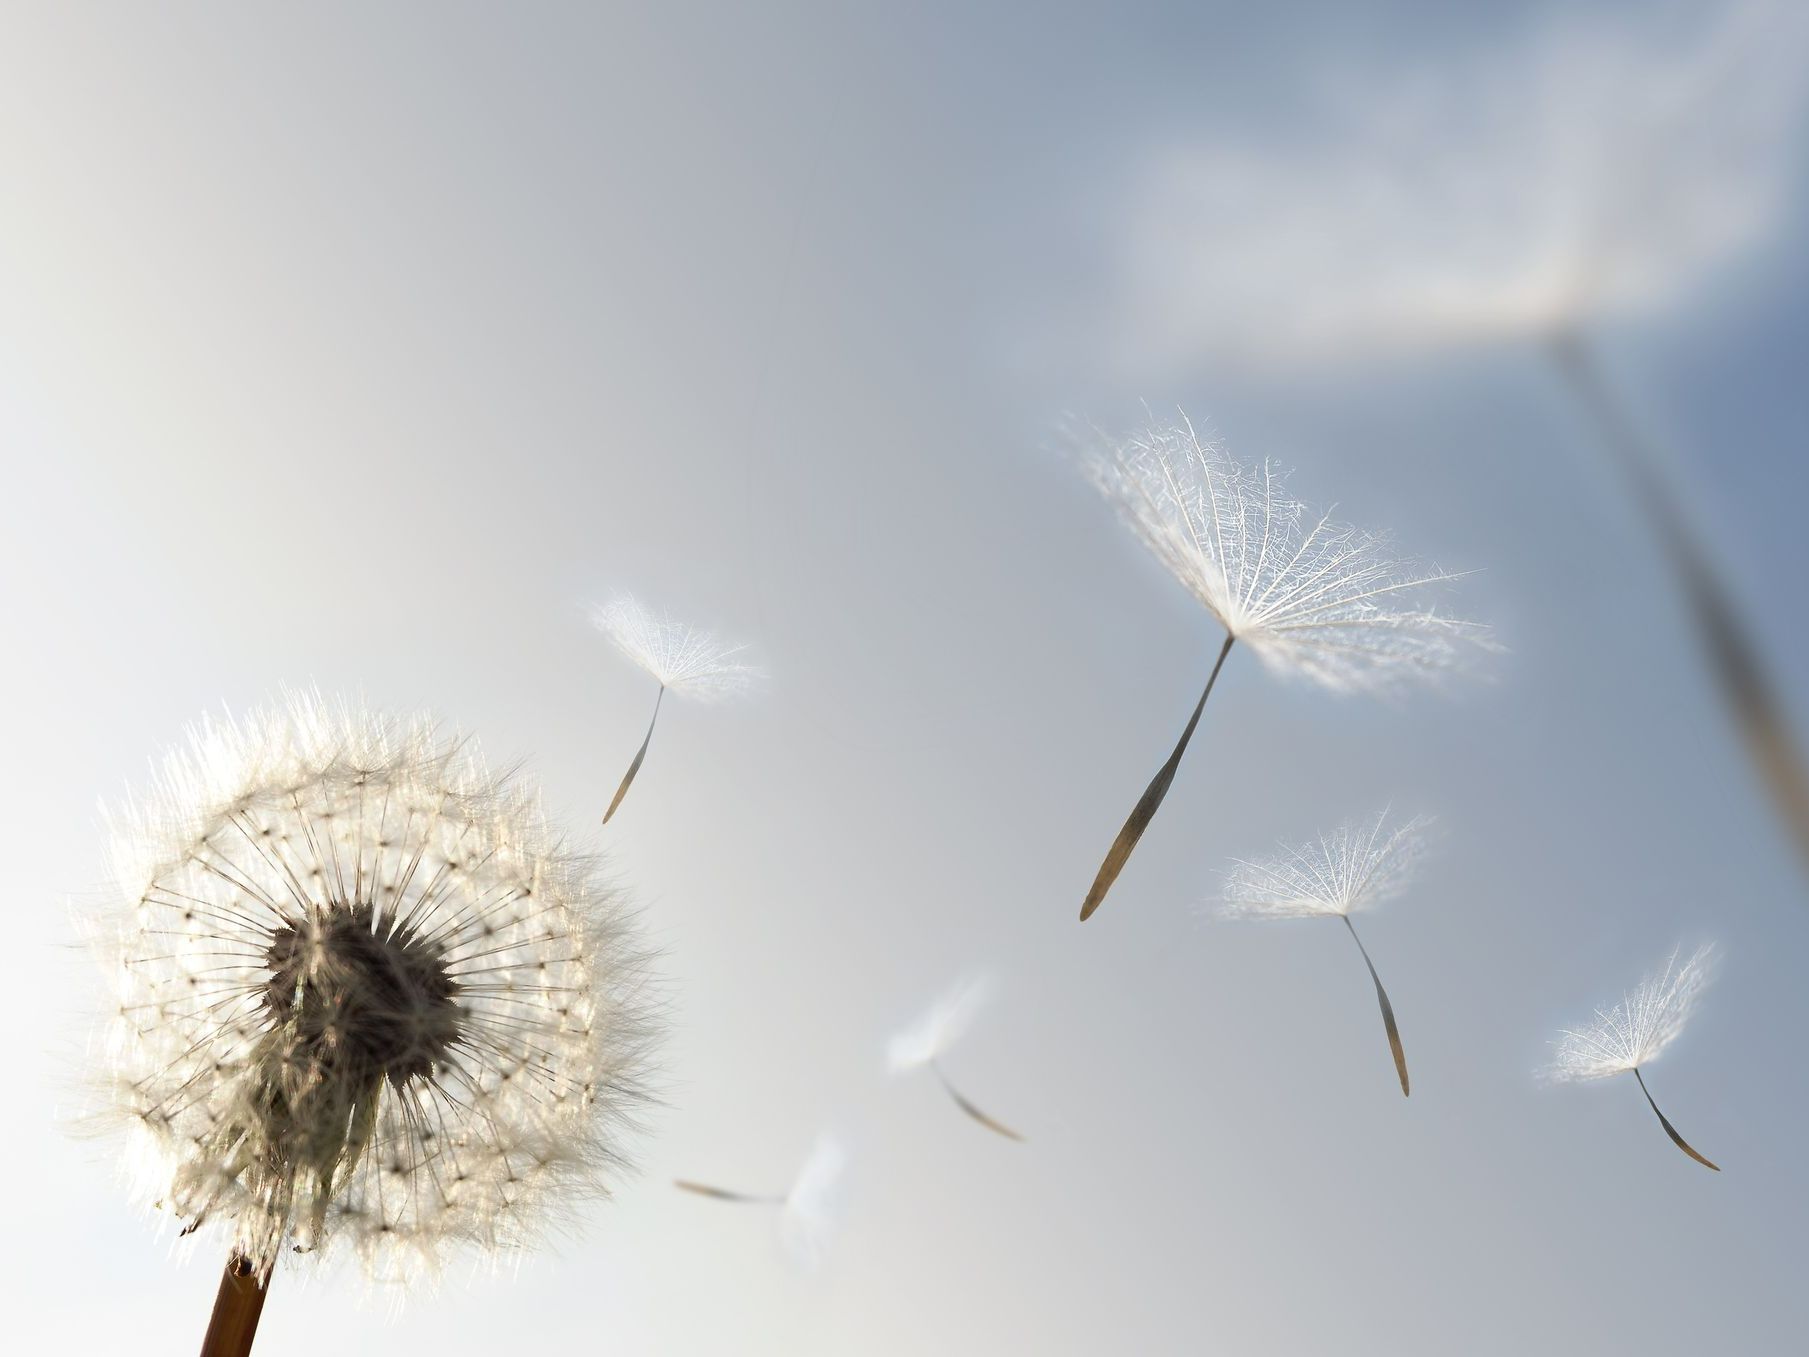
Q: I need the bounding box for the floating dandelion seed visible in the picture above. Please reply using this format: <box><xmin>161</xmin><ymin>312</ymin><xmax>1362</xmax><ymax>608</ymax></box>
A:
<box><xmin>888</xmin><ymin>974</ymin><xmax>1025</xmax><ymax>1141</ymax></box>
<box><xmin>590</xmin><ymin>595</ymin><xmax>761</xmax><ymax>824</ymax></box>
<box><xmin>1220</xmin><ymin>811</ymin><xmax>1432</xmax><ymax>1096</ymax></box>
<box><xmin>1075</xmin><ymin>415</ymin><xmax>1489</xmax><ymax>920</ymax></box>
<box><xmin>675</xmin><ymin>1133</ymin><xmax>847</xmax><ymax>1269</ymax></box>
<box><xmin>1546</xmin><ymin>943</ymin><xmax>1721</xmax><ymax>1171</ymax></box>
<box><xmin>95</xmin><ymin>695</ymin><xmax>657</xmax><ymax>1355</ymax></box>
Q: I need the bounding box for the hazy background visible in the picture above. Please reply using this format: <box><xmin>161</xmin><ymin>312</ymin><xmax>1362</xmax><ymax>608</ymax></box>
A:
<box><xmin>4</xmin><ymin>2</ymin><xmax>1808</xmax><ymax>1352</ymax></box>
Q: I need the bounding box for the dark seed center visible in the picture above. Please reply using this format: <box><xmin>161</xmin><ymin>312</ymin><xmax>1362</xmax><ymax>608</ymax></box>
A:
<box><xmin>263</xmin><ymin>906</ymin><xmax>461</xmax><ymax>1087</ymax></box>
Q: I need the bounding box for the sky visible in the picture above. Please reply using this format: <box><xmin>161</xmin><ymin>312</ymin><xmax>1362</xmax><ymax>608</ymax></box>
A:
<box><xmin>4</xmin><ymin>2</ymin><xmax>1808</xmax><ymax>1353</ymax></box>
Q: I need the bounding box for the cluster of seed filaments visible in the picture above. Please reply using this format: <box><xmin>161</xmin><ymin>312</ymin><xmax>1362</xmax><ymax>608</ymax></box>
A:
<box><xmin>119</xmin><ymin>770</ymin><xmax>601</xmax><ymax>1270</ymax></box>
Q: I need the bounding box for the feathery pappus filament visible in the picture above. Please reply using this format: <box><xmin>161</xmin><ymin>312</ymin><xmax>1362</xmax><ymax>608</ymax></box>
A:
<box><xmin>95</xmin><ymin>694</ymin><xmax>658</xmax><ymax>1354</ymax></box>
<box><xmin>1074</xmin><ymin>413</ymin><xmax>1491</xmax><ymax>921</ymax></box>
<box><xmin>590</xmin><ymin>594</ymin><xmax>762</xmax><ymax>824</ymax></box>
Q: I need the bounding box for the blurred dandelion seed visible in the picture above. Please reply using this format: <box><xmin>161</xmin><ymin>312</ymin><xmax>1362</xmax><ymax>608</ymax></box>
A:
<box><xmin>590</xmin><ymin>595</ymin><xmax>761</xmax><ymax>824</ymax></box>
<box><xmin>1549</xmin><ymin>331</ymin><xmax>1809</xmax><ymax>886</ymax></box>
<box><xmin>1075</xmin><ymin>415</ymin><xmax>1489</xmax><ymax>921</ymax></box>
<box><xmin>888</xmin><ymin>974</ymin><xmax>1025</xmax><ymax>1141</ymax></box>
<box><xmin>94</xmin><ymin>695</ymin><xmax>658</xmax><ymax>1353</ymax></box>
<box><xmin>1220</xmin><ymin>811</ymin><xmax>1432</xmax><ymax>1096</ymax></box>
<box><xmin>675</xmin><ymin>1133</ymin><xmax>848</xmax><ymax>1268</ymax></box>
<box><xmin>1546</xmin><ymin>943</ymin><xmax>1720</xmax><ymax>1171</ymax></box>
<box><xmin>1115</xmin><ymin>2</ymin><xmax>1808</xmax><ymax>368</ymax></box>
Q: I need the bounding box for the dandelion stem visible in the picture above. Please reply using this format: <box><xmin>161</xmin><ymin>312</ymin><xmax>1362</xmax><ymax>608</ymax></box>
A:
<box><xmin>932</xmin><ymin>1058</ymin><xmax>1026</xmax><ymax>1141</ymax></box>
<box><xmin>198</xmin><ymin>1252</ymin><xmax>270</xmax><ymax>1357</ymax></box>
<box><xmin>603</xmin><ymin>685</ymin><xmax>665</xmax><ymax>825</ymax></box>
<box><xmin>1342</xmin><ymin>915</ymin><xmax>1409</xmax><ymax>1097</ymax></box>
<box><xmin>1081</xmin><ymin>633</ymin><xmax>1236</xmax><ymax>921</ymax></box>
<box><xmin>1631</xmin><ymin>1067</ymin><xmax>1720</xmax><ymax>1171</ymax></box>
<box><xmin>1548</xmin><ymin>327</ymin><xmax>1809</xmax><ymax>886</ymax></box>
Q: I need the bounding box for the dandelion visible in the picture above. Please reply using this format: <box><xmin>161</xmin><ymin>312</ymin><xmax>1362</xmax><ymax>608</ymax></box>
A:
<box><xmin>95</xmin><ymin>695</ymin><xmax>657</xmax><ymax>1355</ymax></box>
<box><xmin>1546</xmin><ymin>944</ymin><xmax>1721</xmax><ymax>1171</ymax></box>
<box><xmin>590</xmin><ymin>594</ymin><xmax>761</xmax><ymax>824</ymax></box>
<box><xmin>1075</xmin><ymin>415</ymin><xmax>1488</xmax><ymax>920</ymax></box>
<box><xmin>887</xmin><ymin>974</ymin><xmax>1025</xmax><ymax>1141</ymax></box>
<box><xmin>675</xmin><ymin>1133</ymin><xmax>848</xmax><ymax>1269</ymax></box>
<box><xmin>1220</xmin><ymin>811</ymin><xmax>1432</xmax><ymax>1096</ymax></box>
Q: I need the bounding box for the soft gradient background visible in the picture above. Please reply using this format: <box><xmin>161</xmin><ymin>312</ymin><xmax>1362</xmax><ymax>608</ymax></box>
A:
<box><xmin>5</xmin><ymin>2</ymin><xmax>1808</xmax><ymax>1352</ymax></box>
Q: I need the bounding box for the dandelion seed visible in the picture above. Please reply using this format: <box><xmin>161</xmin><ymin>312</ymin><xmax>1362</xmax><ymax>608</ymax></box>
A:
<box><xmin>888</xmin><ymin>974</ymin><xmax>1025</xmax><ymax>1141</ymax></box>
<box><xmin>590</xmin><ymin>595</ymin><xmax>761</xmax><ymax>824</ymax></box>
<box><xmin>1220</xmin><ymin>811</ymin><xmax>1432</xmax><ymax>1096</ymax></box>
<box><xmin>94</xmin><ymin>694</ymin><xmax>658</xmax><ymax>1352</ymax></box>
<box><xmin>1549</xmin><ymin>332</ymin><xmax>1809</xmax><ymax>886</ymax></box>
<box><xmin>1075</xmin><ymin>415</ymin><xmax>1488</xmax><ymax>920</ymax></box>
<box><xmin>675</xmin><ymin>1133</ymin><xmax>847</xmax><ymax>1269</ymax></box>
<box><xmin>1546</xmin><ymin>943</ymin><xmax>1720</xmax><ymax>1171</ymax></box>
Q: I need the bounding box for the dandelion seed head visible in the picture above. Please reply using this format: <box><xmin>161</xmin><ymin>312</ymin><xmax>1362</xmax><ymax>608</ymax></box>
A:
<box><xmin>97</xmin><ymin>693</ymin><xmax>658</xmax><ymax>1283</ymax></box>
<box><xmin>591</xmin><ymin>595</ymin><xmax>761</xmax><ymax>700</ymax></box>
<box><xmin>1081</xmin><ymin>416</ymin><xmax>1491</xmax><ymax>692</ymax></box>
<box><xmin>778</xmin><ymin>1134</ymin><xmax>847</xmax><ymax>1271</ymax></box>
<box><xmin>1220</xmin><ymin>810</ymin><xmax>1433</xmax><ymax>920</ymax></box>
<box><xmin>887</xmin><ymin>973</ymin><xmax>994</xmax><ymax>1074</ymax></box>
<box><xmin>1546</xmin><ymin>943</ymin><xmax>1718</xmax><ymax>1083</ymax></box>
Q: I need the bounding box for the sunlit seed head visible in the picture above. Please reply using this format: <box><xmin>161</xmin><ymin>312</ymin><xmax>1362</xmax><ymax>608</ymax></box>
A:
<box><xmin>591</xmin><ymin>594</ymin><xmax>762</xmax><ymax>700</ymax></box>
<box><xmin>886</xmin><ymin>972</ymin><xmax>994</xmax><ymax>1074</ymax></box>
<box><xmin>1220</xmin><ymin>810</ymin><xmax>1434</xmax><ymax>920</ymax></box>
<box><xmin>95</xmin><ymin>693</ymin><xmax>659</xmax><ymax>1283</ymax></box>
<box><xmin>1546</xmin><ymin>943</ymin><xmax>1719</xmax><ymax>1083</ymax></box>
<box><xmin>1081</xmin><ymin>415</ymin><xmax>1493</xmax><ymax>692</ymax></box>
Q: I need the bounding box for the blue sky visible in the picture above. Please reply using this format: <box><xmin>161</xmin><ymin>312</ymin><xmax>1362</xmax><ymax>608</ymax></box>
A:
<box><xmin>3</xmin><ymin>2</ymin><xmax>1806</xmax><ymax>1352</ymax></box>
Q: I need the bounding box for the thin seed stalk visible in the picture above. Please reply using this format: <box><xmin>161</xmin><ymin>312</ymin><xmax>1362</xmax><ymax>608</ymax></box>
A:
<box><xmin>603</xmin><ymin>684</ymin><xmax>665</xmax><ymax>824</ymax></box>
<box><xmin>199</xmin><ymin>1253</ymin><xmax>270</xmax><ymax>1357</ymax></box>
<box><xmin>1343</xmin><ymin>915</ymin><xmax>1409</xmax><ymax>1097</ymax></box>
<box><xmin>1080</xmin><ymin>633</ymin><xmax>1236</xmax><ymax>922</ymax></box>
<box><xmin>932</xmin><ymin>1058</ymin><xmax>1026</xmax><ymax>1141</ymax></box>
<box><xmin>1632</xmin><ymin>1066</ymin><xmax>1720</xmax><ymax>1171</ymax></box>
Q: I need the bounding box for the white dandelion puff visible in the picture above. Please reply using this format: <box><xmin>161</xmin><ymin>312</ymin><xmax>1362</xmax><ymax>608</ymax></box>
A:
<box><xmin>590</xmin><ymin>594</ymin><xmax>762</xmax><ymax>824</ymax></box>
<box><xmin>1220</xmin><ymin>811</ymin><xmax>1433</xmax><ymax>1096</ymax></box>
<box><xmin>675</xmin><ymin>1133</ymin><xmax>849</xmax><ymax>1270</ymax></box>
<box><xmin>1546</xmin><ymin>943</ymin><xmax>1720</xmax><ymax>1170</ymax></box>
<box><xmin>94</xmin><ymin>694</ymin><xmax>658</xmax><ymax>1345</ymax></box>
<box><xmin>1074</xmin><ymin>414</ymin><xmax>1489</xmax><ymax>921</ymax></box>
<box><xmin>887</xmin><ymin>974</ymin><xmax>1024</xmax><ymax>1141</ymax></box>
